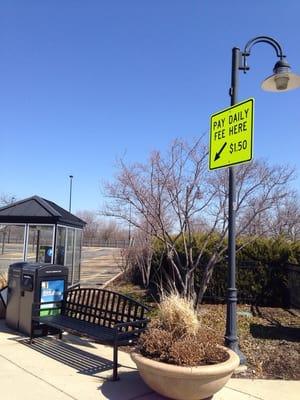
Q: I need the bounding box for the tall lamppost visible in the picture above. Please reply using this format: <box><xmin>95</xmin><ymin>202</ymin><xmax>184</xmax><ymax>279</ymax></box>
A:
<box><xmin>7</xmin><ymin>197</ymin><xmax>16</xmax><ymax>244</ymax></box>
<box><xmin>226</xmin><ymin>36</ymin><xmax>300</xmax><ymax>363</ymax></box>
<box><xmin>128</xmin><ymin>203</ymin><xmax>132</xmax><ymax>245</ymax></box>
<box><xmin>69</xmin><ymin>175</ymin><xmax>73</xmax><ymax>213</ymax></box>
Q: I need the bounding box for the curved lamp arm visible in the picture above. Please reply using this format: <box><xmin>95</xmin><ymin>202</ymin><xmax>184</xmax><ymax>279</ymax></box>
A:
<box><xmin>237</xmin><ymin>35</ymin><xmax>300</xmax><ymax>91</ymax></box>
<box><xmin>243</xmin><ymin>36</ymin><xmax>285</xmax><ymax>58</ymax></box>
<box><xmin>240</xmin><ymin>35</ymin><xmax>286</xmax><ymax>73</ymax></box>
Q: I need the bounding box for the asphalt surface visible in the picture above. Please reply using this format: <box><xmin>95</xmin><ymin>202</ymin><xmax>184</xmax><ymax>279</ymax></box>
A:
<box><xmin>0</xmin><ymin>247</ymin><xmax>122</xmax><ymax>287</ymax></box>
<box><xmin>80</xmin><ymin>247</ymin><xmax>122</xmax><ymax>285</ymax></box>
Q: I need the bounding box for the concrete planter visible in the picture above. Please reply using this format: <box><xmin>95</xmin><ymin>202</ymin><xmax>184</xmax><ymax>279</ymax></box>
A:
<box><xmin>131</xmin><ymin>347</ymin><xmax>239</xmax><ymax>400</ymax></box>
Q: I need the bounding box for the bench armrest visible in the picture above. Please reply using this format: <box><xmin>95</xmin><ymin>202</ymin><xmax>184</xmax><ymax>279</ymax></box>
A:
<box><xmin>114</xmin><ymin>318</ymin><xmax>150</xmax><ymax>330</ymax></box>
<box><xmin>114</xmin><ymin>318</ymin><xmax>150</xmax><ymax>341</ymax></box>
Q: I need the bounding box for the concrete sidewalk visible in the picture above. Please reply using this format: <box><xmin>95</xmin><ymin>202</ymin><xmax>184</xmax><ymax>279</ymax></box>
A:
<box><xmin>0</xmin><ymin>320</ymin><xmax>299</xmax><ymax>400</ymax></box>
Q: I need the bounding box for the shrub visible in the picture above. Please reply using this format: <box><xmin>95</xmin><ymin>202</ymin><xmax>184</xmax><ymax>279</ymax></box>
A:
<box><xmin>198</xmin><ymin>236</ymin><xmax>294</xmax><ymax>306</ymax></box>
<box><xmin>139</xmin><ymin>324</ymin><xmax>173</xmax><ymax>362</ymax></box>
<box><xmin>137</xmin><ymin>293</ymin><xmax>228</xmax><ymax>366</ymax></box>
<box><xmin>152</xmin><ymin>236</ymin><xmax>298</xmax><ymax>306</ymax></box>
<box><xmin>129</xmin><ymin>233</ymin><xmax>299</xmax><ymax>306</ymax></box>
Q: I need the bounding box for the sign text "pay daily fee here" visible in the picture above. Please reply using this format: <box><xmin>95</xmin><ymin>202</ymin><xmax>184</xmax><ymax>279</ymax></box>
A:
<box><xmin>209</xmin><ymin>98</ymin><xmax>254</xmax><ymax>170</ymax></box>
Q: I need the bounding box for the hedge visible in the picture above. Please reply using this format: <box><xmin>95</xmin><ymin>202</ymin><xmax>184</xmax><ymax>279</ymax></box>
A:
<box><xmin>131</xmin><ymin>235</ymin><xmax>299</xmax><ymax>306</ymax></box>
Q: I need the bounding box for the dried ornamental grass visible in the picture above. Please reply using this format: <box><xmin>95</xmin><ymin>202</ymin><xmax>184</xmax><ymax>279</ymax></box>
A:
<box><xmin>158</xmin><ymin>293</ymin><xmax>199</xmax><ymax>337</ymax></box>
<box><xmin>137</xmin><ymin>293</ymin><xmax>228</xmax><ymax>366</ymax></box>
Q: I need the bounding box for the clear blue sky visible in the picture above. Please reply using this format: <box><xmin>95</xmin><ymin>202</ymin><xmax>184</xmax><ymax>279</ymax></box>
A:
<box><xmin>1</xmin><ymin>1</ymin><xmax>300</xmax><ymax>213</ymax></box>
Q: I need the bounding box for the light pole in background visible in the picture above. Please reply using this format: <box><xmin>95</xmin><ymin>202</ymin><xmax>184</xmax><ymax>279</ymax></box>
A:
<box><xmin>128</xmin><ymin>202</ymin><xmax>132</xmax><ymax>245</ymax></box>
<box><xmin>7</xmin><ymin>197</ymin><xmax>16</xmax><ymax>244</ymax></box>
<box><xmin>69</xmin><ymin>175</ymin><xmax>73</xmax><ymax>213</ymax></box>
<box><xmin>225</xmin><ymin>36</ymin><xmax>300</xmax><ymax>363</ymax></box>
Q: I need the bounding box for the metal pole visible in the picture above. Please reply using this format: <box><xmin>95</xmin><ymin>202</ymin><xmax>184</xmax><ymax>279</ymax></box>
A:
<box><xmin>128</xmin><ymin>203</ymin><xmax>132</xmax><ymax>245</ymax></box>
<box><xmin>225</xmin><ymin>47</ymin><xmax>246</xmax><ymax>364</ymax></box>
<box><xmin>7</xmin><ymin>197</ymin><xmax>15</xmax><ymax>244</ymax></box>
<box><xmin>69</xmin><ymin>175</ymin><xmax>73</xmax><ymax>213</ymax></box>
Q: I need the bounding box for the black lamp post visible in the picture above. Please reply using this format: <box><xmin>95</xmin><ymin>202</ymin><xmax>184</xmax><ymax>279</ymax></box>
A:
<box><xmin>225</xmin><ymin>36</ymin><xmax>300</xmax><ymax>364</ymax></box>
<box><xmin>128</xmin><ymin>203</ymin><xmax>132</xmax><ymax>245</ymax></box>
<box><xmin>69</xmin><ymin>175</ymin><xmax>73</xmax><ymax>213</ymax></box>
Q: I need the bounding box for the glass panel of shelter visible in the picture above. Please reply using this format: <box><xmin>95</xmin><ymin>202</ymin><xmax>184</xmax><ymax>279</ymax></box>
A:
<box><xmin>0</xmin><ymin>224</ymin><xmax>25</xmax><ymax>273</ymax></box>
<box><xmin>65</xmin><ymin>228</ymin><xmax>75</xmax><ymax>284</ymax></box>
<box><xmin>55</xmin><ymin>226</ymin><xmax>66</xmax><ymax>265</ymax></box>
<box><xmin>55</xmin><ymin>226</ymin><xmax>82</xmax><ymax>285</ymax></box>
<box><xmin>73</xmin><ymin>230</ymin><xmax>82</xmax><ymax>283</ymax></box>
<box><xmin>0</xmin><ymin>223</ymin><xmax>82</xmax><ymax>286</ymax></box>
<box><xmin>26</xmin><ymin>225</ymin><xmax>54</xmax><ymax>263</ymax></box>
<box><xmin>0</xmin><ymin>222</ymin><xmax>82</xmax><ymax>286</ymax></box>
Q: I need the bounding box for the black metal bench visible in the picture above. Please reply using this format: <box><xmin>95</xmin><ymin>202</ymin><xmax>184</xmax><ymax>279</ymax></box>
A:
<box><xmin>31</xmin><ymin>287</ymin><xmax>149</xmax><ymax>380</ymax></box>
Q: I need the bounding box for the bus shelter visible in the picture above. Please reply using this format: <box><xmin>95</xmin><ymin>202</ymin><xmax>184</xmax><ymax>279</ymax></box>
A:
<box><xmin>0</xmin><ymin>195</ymin><xmax>86</xmax><ymax>285</ymax></box>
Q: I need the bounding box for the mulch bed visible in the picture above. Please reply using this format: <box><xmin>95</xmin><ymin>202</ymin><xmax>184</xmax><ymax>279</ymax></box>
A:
<box><xmin>200</xmin><ymin>304</ymin><xmax>300</xmax><ymax>380</ymax></box>
<box><xmin>110</xmin><ymin>283</ymin><xmax>300</xmax><ymax>380</ymax></box>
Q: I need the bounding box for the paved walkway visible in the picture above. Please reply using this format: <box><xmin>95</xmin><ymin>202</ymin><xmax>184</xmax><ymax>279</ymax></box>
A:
<box><xmin>0</xmin><ymin>320</ymin><xmax>299</xmax><ymax>400</ymax></box>
<box><xmin>80</xmin><ymin>247</ymin><xmax>122</xmax><ymax>286</ymax></box>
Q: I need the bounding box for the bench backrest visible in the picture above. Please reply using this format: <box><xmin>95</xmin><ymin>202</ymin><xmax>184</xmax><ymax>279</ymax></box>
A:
<box><xmin>62</xmin><ymin>288</ymin><xmax>148</xmax><ymax>329</ymax></box>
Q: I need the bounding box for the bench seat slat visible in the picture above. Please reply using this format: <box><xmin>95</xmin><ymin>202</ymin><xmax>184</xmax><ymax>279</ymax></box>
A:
<box><xmin>33</xmin><ymin>315</ymin><xmax>116</xmax><ymax>343</ymax></box>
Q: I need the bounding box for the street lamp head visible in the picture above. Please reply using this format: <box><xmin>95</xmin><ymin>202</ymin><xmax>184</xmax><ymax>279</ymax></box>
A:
<box><xmin>261</xmin><ymin>58</ymin><xmax>300</xmax><ymax>92</ymax></box>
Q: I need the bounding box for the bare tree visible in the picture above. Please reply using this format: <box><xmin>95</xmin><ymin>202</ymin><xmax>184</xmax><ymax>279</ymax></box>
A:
<box><xmin>120</xmin><ymin>228</ymin><xmax>154</xmax><ymax>287</ymax></box>
<box><xmin>265</xmin><ymin>192</ymin><xmax>300</xmax><ymax>241</ymax></box>
<box><xmin>104</xmin><ymin>139</ymin><xmax>213</xmax><ymax>299</ymax></box>
<box><xmin>98</xmin><ymin>218</ymin><xmax>122</xmax><ymax>243</ymax></box>
<box><xmin>76</xmin><ymin>210</ymin><xmax>126</xmax><ymax>245</ymax></box>
<box><xmin>195</xmin><ymin>159</ymin><xmax>295</xmax><ymax>302</ymax></box>
<box><xmin>0</xmin><ymin>194</ymin><xmax>17</xmax><ymax>252</ymax></box>
<box><xmin>76</xmin><ymin>210</ymin><xmax>100</xmax><ymax>244</ymax></box>
<box><xmin>0</xmin><ymin>194</ymin><xmax>16</xmax><ymax>206</ymax></box>
<box><xmin>103</xmin><ymin>138</ymin><xmax>295</xmax><ymax>304</ymax></box>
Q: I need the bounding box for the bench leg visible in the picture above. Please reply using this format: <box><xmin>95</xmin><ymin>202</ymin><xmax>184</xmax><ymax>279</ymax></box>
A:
<box><xmin>58</xmin><ymin>330</ymin><xmax>63</xmax><ymax>340</ymax></box>
<box><xmin>112</xmin><ymin>342</ymin><xmax>119</xmax><ymax>381</ymax></box>
<box><xmin>30</xmin><ymin>323</ymin><xmax>34</xmax><ymax>345</ymax></box>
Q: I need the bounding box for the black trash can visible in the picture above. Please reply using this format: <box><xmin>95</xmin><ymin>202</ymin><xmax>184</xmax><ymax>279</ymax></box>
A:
<box><xmin>5</xmin><ymin>262</ymin><xmax>28</xmax><ymax>330</ymax></box>
<box><xmin>6</xmin><ymin>262</ymin><xmax>68</xmax><ymax>337</ymax></box>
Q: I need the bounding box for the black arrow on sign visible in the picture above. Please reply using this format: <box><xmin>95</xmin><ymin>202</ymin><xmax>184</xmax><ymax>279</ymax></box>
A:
<box><xmin>214</xmin><ymin>142</ymin><xmax>227</xmax><ymax>161</ymax></box>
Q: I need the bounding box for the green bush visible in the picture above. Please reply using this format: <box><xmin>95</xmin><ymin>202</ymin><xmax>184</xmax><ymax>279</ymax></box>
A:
<box><xmin>198</xmin><ymin>236</ymin><xmax>294</xmax><ymax>306</ymax></box>
<box><xmin>130</xmin><ymin>234</ymin><xmax>298</xmax><ymax>306</ymax></box>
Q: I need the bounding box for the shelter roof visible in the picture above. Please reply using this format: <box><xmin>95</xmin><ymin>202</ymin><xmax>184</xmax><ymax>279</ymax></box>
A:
<box><xmin>0</xmin><ymin>195</ymin><xmax>86</xmax><ymax>228</ymax></box>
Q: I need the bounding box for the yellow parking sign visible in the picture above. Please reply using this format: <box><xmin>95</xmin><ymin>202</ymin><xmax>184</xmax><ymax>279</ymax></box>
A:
<box><xmin>209</xmin><ymin>98</ymin><xmax>254</xmax><ymax>170</ymax></box>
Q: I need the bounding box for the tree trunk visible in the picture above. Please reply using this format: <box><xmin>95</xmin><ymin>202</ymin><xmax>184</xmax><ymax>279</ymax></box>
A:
<box><xmin>195</xmin><ymin>255</ymin><xmax>218</xmax><ymax>306</ymax></box>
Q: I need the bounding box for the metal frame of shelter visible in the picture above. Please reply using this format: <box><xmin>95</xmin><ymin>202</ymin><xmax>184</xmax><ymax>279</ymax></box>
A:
<box><xmin>0</xmin><ymin>195</ymin><xmax>86</xmax><ymax>285</ymax></box>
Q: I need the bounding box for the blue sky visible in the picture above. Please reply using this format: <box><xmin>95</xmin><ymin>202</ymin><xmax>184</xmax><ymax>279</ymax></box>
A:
<box><xmin>1</xmin><ymin>1</ymin><xmax>300</xmax><ymax>213</ymax></box>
